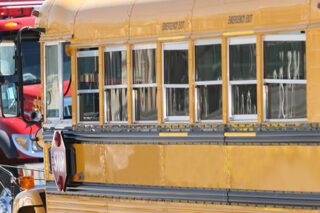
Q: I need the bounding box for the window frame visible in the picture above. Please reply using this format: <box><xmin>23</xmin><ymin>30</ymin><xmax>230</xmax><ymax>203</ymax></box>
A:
<box><xmin>228</xmin><ymin>36</ymin><xmax>257</xmax><ymax>122</ymax></box>
<box><xmin>263</xmin><ymin>33</ymin><xmax>307</xmax><ymax>122</ymax></box>
<box><xmin>44</xmin><ymin>41</ymin><xmax>72</xmax><ymax>127</ymax></box>
<box><xmin>162</xmin><ymin>41</ymin><xmax>189</xmax><ymax>123</ymax></box>
<box><xmin>132</xmin><ymin>43</ymin><xmax>157</xmax><ymax>124</ymax></box>
<box><xmin>76</xmin><ymin>49</ymin><xmax>100</xmax><ymax>124</ymax></box>
<box><xmin>104</xmin><ymin>45</ymin><xmax>128</xmax><ymax>124</ymax></box>
<box><xmin>194</xmin><ymin>38</ymin><xmax>223</xmax><ymax>123</ymax></box>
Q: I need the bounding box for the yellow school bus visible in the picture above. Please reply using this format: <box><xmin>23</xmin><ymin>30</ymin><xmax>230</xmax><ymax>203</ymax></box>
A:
<box><xmin>12</xmin><ymin>0</ymin><xmax>320</xmax><ymax>212</ymax></box>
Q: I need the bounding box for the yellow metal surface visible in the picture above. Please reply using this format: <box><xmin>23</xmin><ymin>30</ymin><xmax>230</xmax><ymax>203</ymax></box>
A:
<box><xmin>99</xmin><ymin>46</ymin><xmax>105</xmax><ymax>125</ymax></box>
<box><xmin>306</xmin><ymin>29</ymin><xmax>320</xmax><ymax>122</ymax></box>
<box><xmin>13</xmin><ymin>188</ymin><xmax>45</xmax><ymax>213</ymax></box>
<box><xmin>256</xmin><ymin>34</ymin><xmax>263</xmax><ymax>123</ymax></box>
<box><xmin>37</xmin><ymin>0</ymin><xmax>313</xmax><ymax>43</ymax></box>
<box><xmin>156</xmin><ymin>41</ymin><xmax>163</xmax><ymax>124</ymax></box>
<box><xmin>46</xmin><ymin>194</ymin><xmax>320</xmax><ymax>213</ymax></box>
<box><xmin>65</xmin><ymin>143</ymin><xmax>320</xmax><ymax>192</ymax></box>
<box><xmin>221</xmin><ymin>37</ymin><xmax>228</xmax><ymax>123</ymax></box>
<box><xmin>188</xmin><ymin>39</ymin><xmax>195</xmax><ymax>124</ymax></box>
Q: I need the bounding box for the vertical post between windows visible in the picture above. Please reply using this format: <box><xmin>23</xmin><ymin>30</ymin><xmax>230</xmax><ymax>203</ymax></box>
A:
<box><xmin>99</xmin><ymin>46</ymin><xmax>105</xmax><ymax>125</ymax></box>
<box><xmin>71</xmin><ymin>48</ymin><xmax>77</xmax><ymax>125</ymax></box>
<box><xmin>221</xmin><ymin>37</ymin><xmax>229</xmax><ymax>124</ymax></box>
<box><xmin>157</xmin><ymin>42</ymin><xmax>163</xmax><ymax>124</ymax></box>
<box><xmin>40</xmin><ymin>43</ymin><xmax>44</xmax><ymax>117</ymax></box>
<box><xmin>188</xmin><ymin>39</ymin><xmax>195</xmax><ymax>124</ymax></box>
<box><xmin>256</xmin><ymin>34</ymin><xmax>264</xmax><ymax>123</ymax></box>
<box><xmin>127</xmin><ymin>44</ymin><xmax>133</xmax><ymax>124</ymax></box>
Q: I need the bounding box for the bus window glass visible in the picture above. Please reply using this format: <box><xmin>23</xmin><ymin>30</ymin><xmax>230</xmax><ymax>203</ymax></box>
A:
<box><xmin>195</xmin><ymin>41</ymin><xmax>222</xmax><ymax>121</ymax></box>
<box><xmin>0</xmin><ymin>43</ymin><xmax>15</xmax><ymax>76</ymax></box>
<box><xmin>229</xmin><ymin>37</ymin><xmax>257</xmax><ymax>121</ymax></box>
<box><xmin>105</xmin><ymin>51</ymin><xmax>127</xmax><ymax>85</ymax></box>
<box><xmin>166</xmin><ymin>88</ymin><xmax>189</xmax><ymax>116</ymax></box>
<box><xmin>133</xmin><ymin>87</ymin><xmax>157</xmax><ymax>121</ymax></box>
<box><xmin>22</xmin><ymin>41</ymin><xmax>41</xmax><ymax>84</ymax></box>
<box><xmin>264</xmin><ymin>35</ymin><xmax>306</xmax><ymax>120</ymax></box>
<box><xmin>45</xmin><ymin>45</ymin><xmax>59</xmax><ymax>118</ymax></box>
<box><xmin>77</xmin><ymin>49</ymin><xmax>99</xmax><ymax>122</ymax></box>
<box><xmin>104</xmin><ymin>46</ymin><xmax>127</xmax><ymax>123</ymax></box>
<box><xmin>133</xmin><ymin>49</ymin><xmax>156</xmax><ymax>84</ymax></box>
<box><xmin>195</xmin><ymin>44</ymin><xmax>221</xmax><ymax>81</ymax></box>
<box><xmin>79</xmin><ymin>93</ymin><xmax>99</xmax><ymax>121</ymax></box>
<box><xmin>132</xmin><ymin>45</ymin><xmax>157</xmax><ymax>122</ymax></box>
<box><xmin>106</xmin><ymin>88</ymin><xmax>128</xmax><ymax>122</ymax></box>
<box><xmin>78</xmin><ymin>56</ymin><xmax>99</xmax><ymax>90</ymax></box>
<box><xmin>163</xmin><ymin>42</ymin><xmax>189</xmax><ymax>121</ymax></box>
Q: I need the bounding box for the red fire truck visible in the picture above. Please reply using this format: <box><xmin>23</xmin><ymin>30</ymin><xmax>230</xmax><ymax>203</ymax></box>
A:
<box><xmin>0</xmin><ymin>1</ymin><xmax>44</xmax><ymax>212</ymax></box>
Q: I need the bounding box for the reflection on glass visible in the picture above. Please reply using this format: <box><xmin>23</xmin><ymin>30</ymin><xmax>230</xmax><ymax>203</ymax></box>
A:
<box><xmin>229</xmin><ymin>44</ymin><xmax>256</xmax><ymax>80</ymax></box>
<box><xmin>232</xmin><ymin>85</ymin><xmax>257</xmax><ymax>115</ymax></box>
<box><xmin>63</xmin><ymin>43</ymin><xmax>72</xmax><ymax>119</ymax></box>
<box><xmin>134</xmin><ymin>87</ymin><xmax>157</xmax><ymax>121</ymax></box>
<box><xmin>266</xmin><ymin>84</ymin><xmax>306</xmax><ymax>119</ymax></box>
<box><xmin>197</xmin><ymin>85</ymin><xmax>222</xmax><ymax>120</ymax></box>
<box><xmin>133</xmin><ymin>49</ymin><xmax>156</xmax><ymax>84</ymax></box>
<box><xmin>105</xmin><ymin>51</ymin><xmax>127</xmax><ymax>85</ymax></box>
<box><xmin>63</xmin><ymin>96</ymin><xmax>72</xmax><ymax>119</ymax></box>
<box><xmin>22</xmin><ymin>42</ymin><xmax>41</xmax><ymax>84</ymax></box>
<box><xmin>164</xmin><ymin>50</ymin><xmax>188</xmax><ymax>84</ymax></box>
<box><xmin>195</xmin><ymin>44</ymin><xmax>221</xmax><ymax>81</ymax></box>
<box><xmin>0</xmin><ymin>44</ymin><xmax>15</xmax><ymax>76</ymax></box>
<box><xmin>106</xmin><ymin>88</ymin><xmax>127</xmax><ymax>122</ymax></box>
<box><xmin>45</xmin><ymin>45</ymin><xmax>59</xmax><ymax>118</ymax></box>
<box><xmin>63</xmin><ymin>43</ymin><xmax>71</xmax><ymax>82</ymax></box>
<box><xmin>79</xmin><ymin>93</ymin><xmax>99</xmax><ymax>121</ymax></box>
<box><xmin>264</xmin><ymin>41</ymin><xmax>305</xmax><ymax>80</ymax></box>
<box><xmin>1</xmin><ymin>83</ymin><xmax>18</xmax><ymax>117</ymax></box>
<box><xmin>78</xmin><ymin>56</ymin><xmax>99</xmax><ymax>90</ymax></box>
<box><xmin>166</xmin><ymin>88</ymin><xmax>189</xmax><ymax>117</ymax></box>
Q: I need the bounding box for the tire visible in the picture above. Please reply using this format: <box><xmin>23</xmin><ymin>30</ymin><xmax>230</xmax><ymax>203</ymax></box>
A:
<box><xmin>0</xmin><ymin>168</ymin><xmax>20</xmax><ymax>213</ymax></box>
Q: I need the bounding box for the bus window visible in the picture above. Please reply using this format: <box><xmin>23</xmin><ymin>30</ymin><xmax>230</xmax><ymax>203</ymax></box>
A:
<box><xmin>132</xmin><ymin>44</ymin><xmax>157</xmax><ymax>123</ymax></box>
<box><xmin>194</xmin><ymin>39</ymin><xmax>222</xmax><ymax>122</ymax></box>
<box><xmin>264</xmin><ymin>34</ymin><xmax>306</xmax><ymax>121</ymax></box>
<box><xmin>77</xmin><ymin>49</ymin><xmax>99</xmax><ymax>122</ymax></box>
<box><xmin>163</xmin><ymin>42</ymin><xmax>189</xmax><ymax>122</ymax></box>
<box><xmin>0</xmin><ymin>42</ymin><xmax>15</xmax><ymax>76</ymax></box>
<box><xmin>22</xmin><ymin>41</ymin><xmax>41</xmax><ymax>85</ymax></box>
<box><xmin>229</xmin><ymin>36</ymin><xmax>257</xmax><ymax>122</ymax></box>
<box><xmin>104</xmin><ymin>46</ymin><xmax>127</xmax><ymax>123</ymax></box>
<box><xmin>45</xmin><ymin>44</ymin><xmax>59</xmax><ymax>118</ymax></box>
<box><xmin>45</xmin><ymin>42</ymin><xmax>72</xmax><ymax>123</ymax></box>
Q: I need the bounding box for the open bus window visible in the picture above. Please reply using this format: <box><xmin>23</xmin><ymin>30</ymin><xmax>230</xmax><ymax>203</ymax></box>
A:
<box><xmin>229</xmin><ymin>37</ymin><xmax>257</xmax><ymax>121</ymax></box>
<box><xmin>132</xmin><ymin>44</ymin><xmax>157</xmax><ymax>122</ymax></box>
<box><xmin>77</xmin><ymin>49</ymin><xmax>99</xmax><ymax>122</ymax></box>
<box><xmin>163</xmin><ymin>42</ymin><xmax>189</xmax><ymax>122</ymax></box>
<box><xmin>264</xmin><ymin>34</ymin><xmax>306</xmax><ymax>121</ymax></box>
<box><xmin>45</xmin><ymin>42</ymin><xmax>72</xmax><ymax>123</ymax></box>
<box><xmin>0</xmin><ymin>42</ymin><xmax>15</xmax><ymax>76</ymax></box>
<box><xmin>194</xmin><ymin>39</ymin><xmax>222</xmax><ymax>122</ymax></box>
<box><xmin>104</xmin><ymin>46</ymin><xmax>127</xmax><ymax>123</ymax></box>
<box><xmin>45</xmin><ymin>45</ymin><xmax>59</xmax><ymax>118</ymax></box>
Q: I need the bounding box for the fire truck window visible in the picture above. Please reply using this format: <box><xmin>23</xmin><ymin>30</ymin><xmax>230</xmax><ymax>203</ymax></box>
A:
<box><xmin>0</xmin><ymin>43</ymin><xmax>15</xmax><ymax>76</ymax></box>
<box><xmin>22</xmin><ymin>41</ymin><xmax>41</xmax><ymax>84</ymax></box>
<box><xmin>45</xmin><ymin>45</ymin><xmax>59</xmax><ymax>118</ymax></box>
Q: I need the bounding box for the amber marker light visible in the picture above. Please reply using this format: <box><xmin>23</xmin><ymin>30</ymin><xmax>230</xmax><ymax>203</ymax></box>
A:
<box><xmin>5</xmin><ymin>22</ymin><xmax>18</xmax><ymax>28</ymax></box>
<box><xmin>19</xmin><ymin>176</ymin><xmax>35</xmax><ymax>190</ymax></box>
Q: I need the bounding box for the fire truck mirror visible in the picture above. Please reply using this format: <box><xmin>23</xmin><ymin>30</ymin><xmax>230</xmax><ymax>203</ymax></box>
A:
<box><xmin>0</xmin><ymin>42</ymin><xmax>15</xmax><ymax>76</ymax></box>
<box><xmin>0</xmin><ymin>83</ymin><xmax>18</xmax><ymax>117</ymax></box>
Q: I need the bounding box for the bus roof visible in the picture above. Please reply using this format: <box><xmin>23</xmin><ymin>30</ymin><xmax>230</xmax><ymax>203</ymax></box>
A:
<box><xmin>36</xmin><ymin>0</ymin><xmax>320</xmax><ymax>44</ymax></box>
